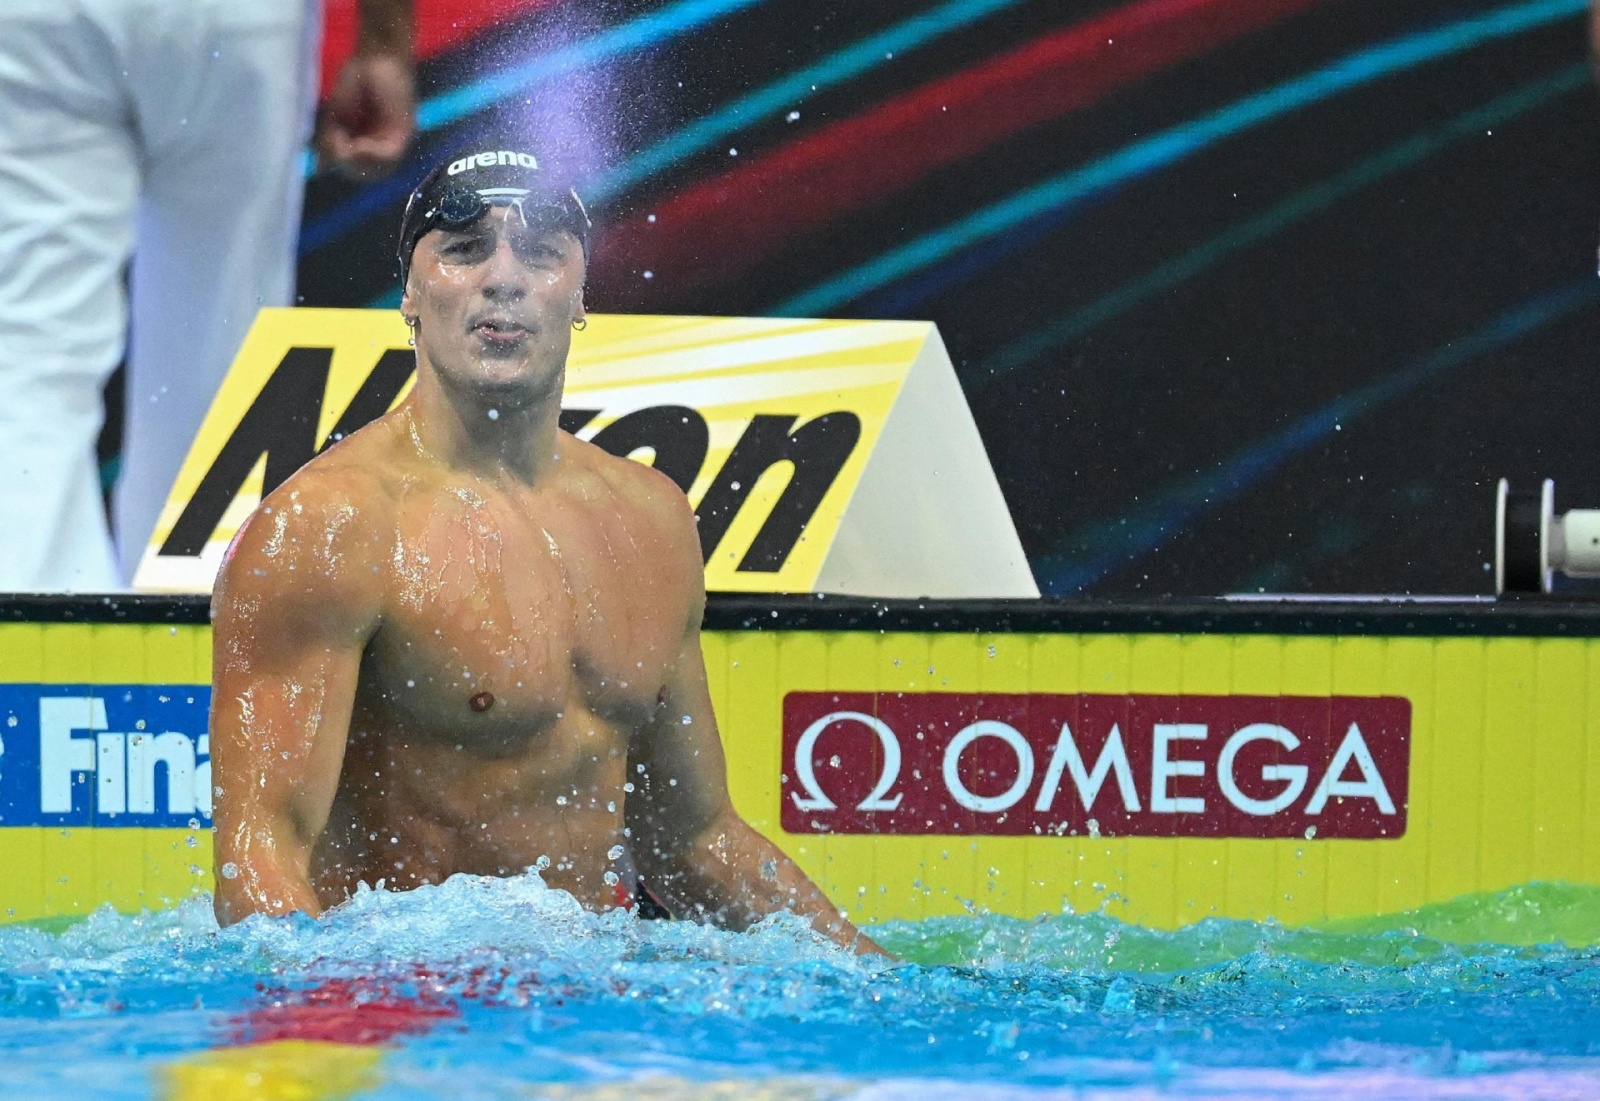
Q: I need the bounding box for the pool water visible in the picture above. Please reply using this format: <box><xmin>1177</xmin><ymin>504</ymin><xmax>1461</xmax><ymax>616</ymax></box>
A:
<box><xmin>1</xmin><ymin>874</ymin><xmax>1598</xmax><ymax>1099</ymax></box>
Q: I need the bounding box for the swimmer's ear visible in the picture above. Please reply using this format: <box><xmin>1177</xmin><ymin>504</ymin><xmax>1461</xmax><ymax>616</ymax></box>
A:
<box><xmin>400</xmin><ymin>280</ymin><xmax>417</xmax><ymax>335</ymax></box>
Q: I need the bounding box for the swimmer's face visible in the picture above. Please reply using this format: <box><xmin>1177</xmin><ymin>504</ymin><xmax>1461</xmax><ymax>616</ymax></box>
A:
<box><xmin>402</xmin><ymin>203</ymin><xmax>586</xmax><ymax>403</ymax></box>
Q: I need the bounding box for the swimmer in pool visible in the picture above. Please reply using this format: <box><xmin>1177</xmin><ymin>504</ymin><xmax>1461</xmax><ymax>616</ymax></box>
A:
<box><xmin>209</xmin><ymin>147</ymin><xmax>884</xmax><ymax>955</ymax></box>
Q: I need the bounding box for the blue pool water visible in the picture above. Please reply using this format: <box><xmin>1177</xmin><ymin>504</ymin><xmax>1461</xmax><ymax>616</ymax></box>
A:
<box><xmin>1</xmin><ymin>874</ymin><xmax>1598</xmax><ymax>1099</ymax></box>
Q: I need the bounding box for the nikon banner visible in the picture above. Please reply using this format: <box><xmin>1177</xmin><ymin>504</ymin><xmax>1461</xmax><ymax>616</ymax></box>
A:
<box><xmin>133</xmin><ymin>309</ymin><xmax>1037</xmax><ymax>596</ymax></box>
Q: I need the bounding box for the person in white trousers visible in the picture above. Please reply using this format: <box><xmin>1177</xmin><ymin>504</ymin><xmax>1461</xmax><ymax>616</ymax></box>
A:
<box><xmin>0</xmin><ymin>0</ymin><xmax>413</xmax><ymax>591</ymax></box>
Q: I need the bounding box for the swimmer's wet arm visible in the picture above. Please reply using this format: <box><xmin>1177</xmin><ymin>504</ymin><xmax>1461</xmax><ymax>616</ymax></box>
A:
<box><xmin>625</xmin><ymin>611</ymin><xmax>889</xmax><ymax>958</ymax></box>
<box><xmin>209</xmin><ymin>484</ymin><xmax>385</xmax><ymax>926</ymax></box>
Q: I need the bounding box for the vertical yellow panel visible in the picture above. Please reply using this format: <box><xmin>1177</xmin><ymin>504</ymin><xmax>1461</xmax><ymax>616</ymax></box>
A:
<box><xmin>1127</xmin><ymin>634</ymin><xmax>1185</xmax><ymax>928</ymax></box>
<box><xmin>1024</xmin><ymin>632</ymin><xmax>1080</xmax><ymax>919</ymax></box>
<box><xmin>161</xmin><ymin>629</ymin><xmax>213</xmax><ymax>908</ymax></box>
<box><xmin>148</xmin><ymin>624</ymin><xmax>204</xmax><ymax>683</ymax></box>
<box><xmin>817</xmin><ymin>631</ymin><xmax>883</xmax><ymax>925</ymax></box>
<box><xmin>1428</xmin><ymin>638</ymin><xmax>1487</xmax><ymax>903</ymax></box>
<box><xmin>1587</xmin><ymin>643</ymin><xmax>1600</xmax><ymax>885</ymax></box>
<box><xmin>0</xmin><ymin>622</ymin><xmax>47</xmax><ymax>680</ymax></box>
<box><xmin>1326</xmin><ymin>636</ymin><xmax>1390</xmax><ymax>920</ymax></box>
<box><xmin>1529</xmin><ymin>640</ymin><xmax>1586</xmax><ymax>883</ymax></box>
<box><xmin>87</xmin><ymin>624</ymin><xmax>146</xmax><ymax>911</ymax></box>
<box><xmin>39</xmin><ymin>625</ymin><xmax>96</xmax><ymax>915</ymax></box>
<box><xmin>1070</xmin><ymin>634</ymin><xmax>1134</xmax><ymax>922</ymax></box>
<box><xmin>1376</xmin><ymin>638</ymin><xmax>1433</xmax><ymax>915</ymax></box>
<box><xmin>1277</xmin><ymin>638</ymin><xmax>1332</xmax><ymax>922</ymax></box>
<box><xmin>91</xmin><ymin>831</ymin><xmax>149</xmax><ymax>913</ymax></box>
<box><xmin>876</xmin><ymin>632</ymin><xmax>933</xmax><ymax>920</ymax></box>
<box><xmin>976</xmin><ymin>632</ymin><xmax>1043</xmax><ymax>918</ymax></box>
<box><xmin>1224</xmin><ymin>634</ymin><xmax>1282</xmax><ymax>921</ymax></box>
<box><xmin>41</xmin><ymin>830</ymin><xmax>95</xmax><ymax>916</ymax></box>
<box><xmin>1480</xmin><ymin>637</ymin><xmax>1535</xmax><ymax>893</ymax></box>
<box><xmin>929</xmin><ymin>632</ymin><xmax>982</xmax><ymax>914</ymax></box>
<box><xmin>1027</xmin><ymin>632</ymin><xmax>1080</xmax><ymax>692</ymax></box>
<box><xmin>1174</xmin><ymin>635</ymin><xmax>1230</xmax><ymax>924</ymax></box>
<box><xmin>725</xmin><ymin>631</ymin><xmax>783</xmax><ymax>836</ymax></box>
<box><xmin>41</xmin><ymin>623</ymin><xmax>95</xmax><ymax>684</ymax></box>
<box><xmin>0</xmin><ymin>624</ymin><xmax>46</xmax><ymax>920</ymax></box>
<box><xmin>979</xmin><ymin>630</ymin><xmax>1033</xmax><ymax>919</ymax></box>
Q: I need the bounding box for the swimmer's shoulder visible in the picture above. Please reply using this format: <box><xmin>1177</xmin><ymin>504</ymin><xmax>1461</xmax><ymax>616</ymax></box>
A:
<box><xmin>213</xmin><ymin>415</ymin><xmax>415</xmax><ymax>615</ymax></box>
<box><xmin>561</xmin><ymin>433</ymin><xmax>698</xmax><ymax>539</ymax></box>
<box><xmin>559</xmin><ymin>434</ymin><xmax>704</xmax><ymax>592</ymax></box>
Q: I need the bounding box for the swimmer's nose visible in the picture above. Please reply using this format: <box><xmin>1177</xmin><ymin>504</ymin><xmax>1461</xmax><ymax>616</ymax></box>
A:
<box><xmin>480</xmin><ymin>239</ymin><xmax>529</xmax><ymax>298</ymax></box>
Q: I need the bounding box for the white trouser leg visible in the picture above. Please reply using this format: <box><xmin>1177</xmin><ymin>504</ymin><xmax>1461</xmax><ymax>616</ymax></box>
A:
<box><xmin>0</xmin><ymin>11</ymin><xmax>136</xmax><ymax>591</ymax></box>
<box><xmin>115</xmin><ymin>0</ymin><xmax>317</xmax><ymax>577</ymax></box>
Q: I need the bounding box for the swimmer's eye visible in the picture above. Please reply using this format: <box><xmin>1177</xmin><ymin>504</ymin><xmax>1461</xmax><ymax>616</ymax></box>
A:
<box><xmin>513</xmin><ymin>238</ymin><xmax>565</xmax><ymax>264</ymax></box>
<box><xmin>441</xmin><ymin>237</ymin><xmax>491</xmax><ymax>259</ymax></box>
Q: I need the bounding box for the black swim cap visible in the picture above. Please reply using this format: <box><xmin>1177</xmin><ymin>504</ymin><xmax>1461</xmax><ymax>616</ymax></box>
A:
<box><xmin>397</xmin><ymin>148</ymin><xmax>591</xmax><ymax>283</ymax></box>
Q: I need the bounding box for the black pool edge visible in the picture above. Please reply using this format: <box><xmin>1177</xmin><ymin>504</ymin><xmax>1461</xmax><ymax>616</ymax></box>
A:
<box><xmin>1</xmin><ymin>591</ymin><xmax>1598</xmax><ymax>636</ymax></box>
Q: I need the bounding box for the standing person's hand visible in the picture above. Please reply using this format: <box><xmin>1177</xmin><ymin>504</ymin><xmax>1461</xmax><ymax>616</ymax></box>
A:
<box><xmin>316</xmin><ymin>0</ymin><xmax>415</xmax><ymax>179</ymax></box>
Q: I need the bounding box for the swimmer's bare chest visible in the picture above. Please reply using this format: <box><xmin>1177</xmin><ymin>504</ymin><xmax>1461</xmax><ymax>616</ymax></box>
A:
<box><xmin>313</xmin><ymin>469</ymin><xmax>692</xmax><ymax>899</ymax></box>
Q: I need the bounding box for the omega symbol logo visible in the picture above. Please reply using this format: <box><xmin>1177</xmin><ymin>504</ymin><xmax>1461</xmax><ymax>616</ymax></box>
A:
<box><xmin>789</xmin><ymin>711</ymin><xmax>904</xmax><ymax>812</ymax></box>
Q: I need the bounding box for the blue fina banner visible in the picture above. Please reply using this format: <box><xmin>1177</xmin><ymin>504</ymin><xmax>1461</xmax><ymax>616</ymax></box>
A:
<box><xmin>0</xmin><ymin>685</ymin><xmax>212</xmax><ymax>830</ymax></box>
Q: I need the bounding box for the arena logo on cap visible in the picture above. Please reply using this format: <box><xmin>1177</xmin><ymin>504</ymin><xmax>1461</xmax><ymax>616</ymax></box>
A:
<box><xmin>781</xmin><ymin>692</ymin><xmax>1410</xmax><ymax>839</ymax></box>
<box><xmin>448</xmin><ymin>151</ymin><xmax>538</xmax><ymax>175</ymax></box>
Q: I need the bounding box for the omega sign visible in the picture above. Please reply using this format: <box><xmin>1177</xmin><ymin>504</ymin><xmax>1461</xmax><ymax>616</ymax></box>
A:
<box><xmin>780</xmin><ymin>692</ymin><xmax>1410</xmax><ymax>839</ymax></box>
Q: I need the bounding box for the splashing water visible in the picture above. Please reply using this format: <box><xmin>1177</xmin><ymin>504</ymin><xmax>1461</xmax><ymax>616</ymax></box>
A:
<box><xmin>2</xmin><ymin>874</ymin><xmax>1600</xmax><ymax>1099</ymax></box>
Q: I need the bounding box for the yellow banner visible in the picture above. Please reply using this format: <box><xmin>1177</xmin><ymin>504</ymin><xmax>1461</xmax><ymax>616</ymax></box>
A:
<box><xmin>3</xmin><ymin>619</ymin><xmax>1594</xmax><ymax>942</ymax></box>
<box><xmin>134</xmin><ymin>309</ymin><xmax>1035</xmax><ymax>597</ymax></box>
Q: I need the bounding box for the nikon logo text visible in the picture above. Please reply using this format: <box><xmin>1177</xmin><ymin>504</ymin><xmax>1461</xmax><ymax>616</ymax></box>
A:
<box><xmin>781</xmin><ymin>692</ymin><xmax>1409</xmax><ymax>839</ymax></box>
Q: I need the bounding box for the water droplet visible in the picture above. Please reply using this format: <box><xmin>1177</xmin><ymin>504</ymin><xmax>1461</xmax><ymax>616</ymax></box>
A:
<box><xmin>607</xmin><ymin>845</ymin><xmax>625</xmax><ymax>860</ymax></box>
<box><xmin>219</xmin><ymin>862</ymin><xmax>239</xmax><ymax>880</ymax></box>
<box><xmin>786</xmin><ymin>110</ymin><xmax>800</xmax><ymax>122</ymax></box>
<box><xmin>487</xmin><ymin>408</ymin><xmax>500</xmax><ymax>420</ymax></box>
<box><xmin>603</xmin><ymin>871</ymin><xmax>620</xmax><ymax>886</ymax></box>
<box><xmin>643</xmin><ymin>270</ymin><xmax>654</xmax><ymax>280</ymax></box>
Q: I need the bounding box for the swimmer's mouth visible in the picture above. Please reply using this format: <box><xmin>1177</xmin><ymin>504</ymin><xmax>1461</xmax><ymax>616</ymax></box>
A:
<box><xmin>470</xmin><ymin>317</ymin><xmax>531</xmax><ymax>339</ymax></box>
